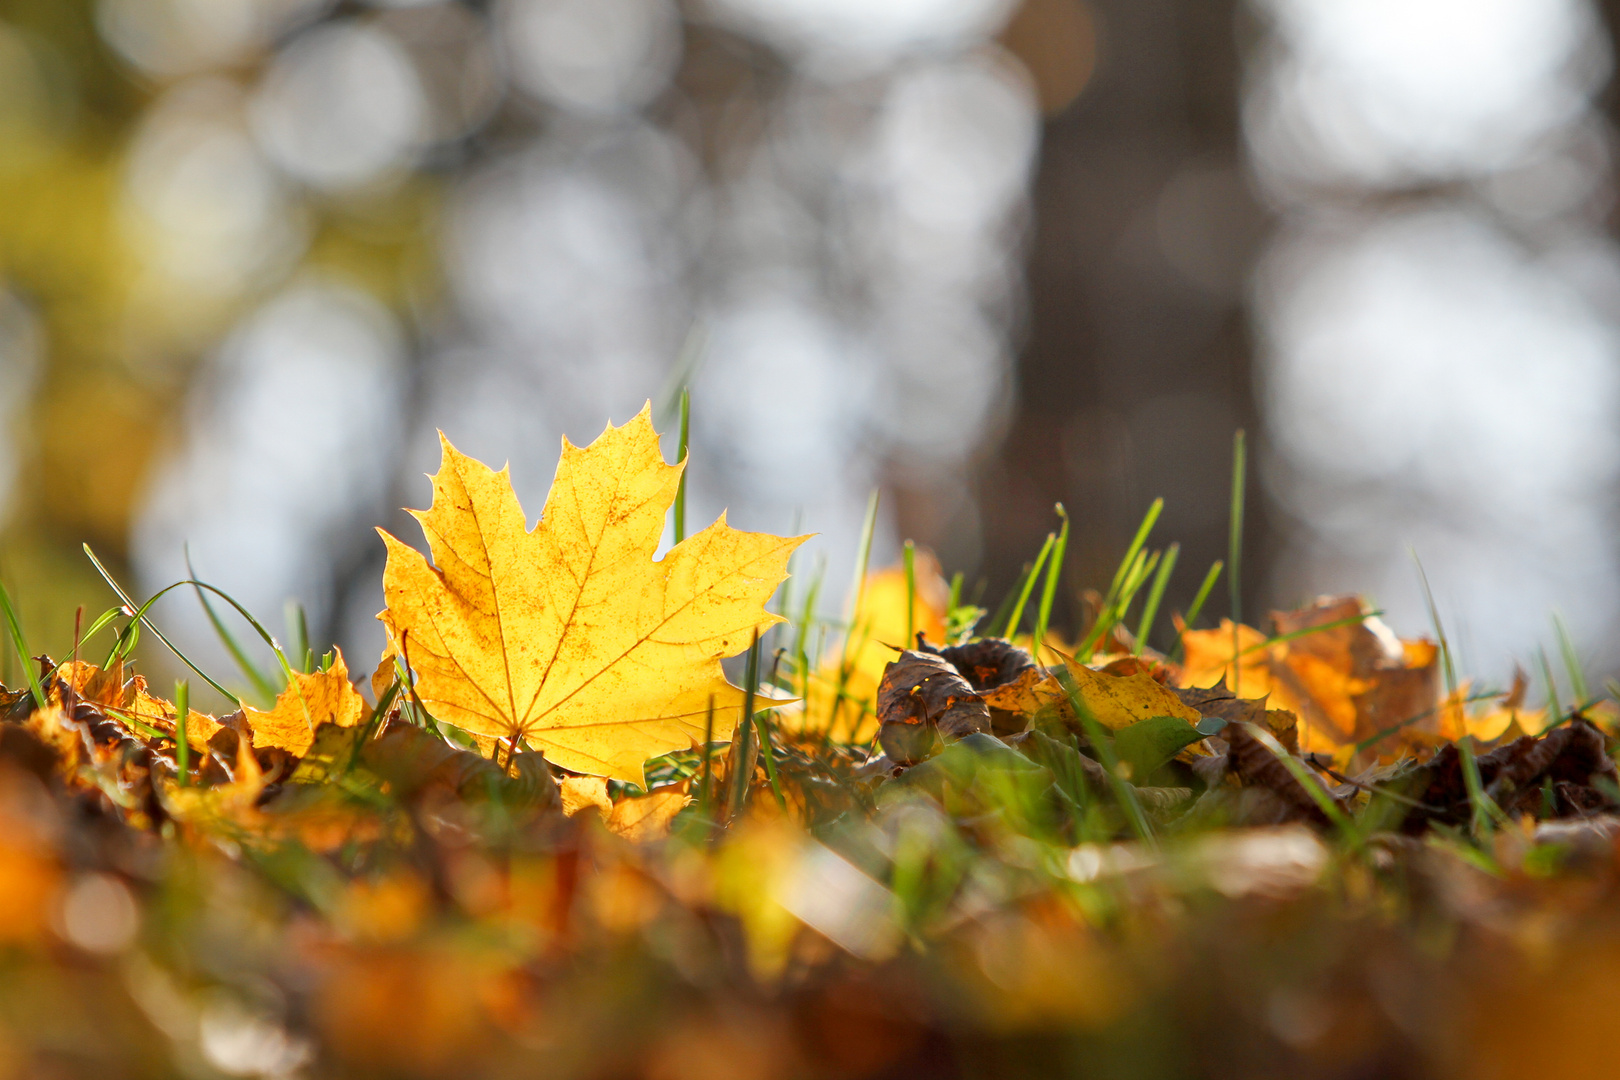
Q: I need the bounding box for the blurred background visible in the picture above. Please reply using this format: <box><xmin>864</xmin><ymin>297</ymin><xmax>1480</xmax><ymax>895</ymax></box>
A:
<box><xmin>2</xmin><ymin>0</ymin><xmax>1620</xmax><ymax>700</ymax></box>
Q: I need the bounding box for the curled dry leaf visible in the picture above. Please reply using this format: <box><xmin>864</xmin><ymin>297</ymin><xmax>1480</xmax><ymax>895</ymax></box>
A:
<box><xmin>928</xmin><ymin>637</ymin><xmax>1036</xmax><ymax>736</ymax></box>
<box><xmin>876</xmin><ymin>650</ymin><xmax>990</xmax><ymax>765</ymax></box>
<box><xmin>379</xmin><ymin>406</ymin><xmax>805</xmax><ymax>786</ymax></box>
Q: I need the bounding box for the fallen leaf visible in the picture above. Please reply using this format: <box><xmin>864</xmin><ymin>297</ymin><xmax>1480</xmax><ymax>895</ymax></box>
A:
<box><xmin>1180</xmin><ymin>597</ymin><xmax>1440</xmax><ymax>758</ymax></box>
<box><xmin>983</xmin><ymin>661</ymin><xmax>1202</xmax><ymax>734</ymax></box>
<box><xmin>876</xmin><ymin>650</ymin><xmax>989</xmax><ymax>765</ymax></box>
<box><xmin>242</xmin><ymin>650</ymin><xmax>368</xmax><ymax>757</ymax></box>
<box><xmin>560</xmin><ymin>776</ymin><xmax>612</xmax><ymax>817</ymax></box>
<box><xmin>607</xmin><ymin>785</ymin><xmax>690</xmax><ymax>842</ymax></box>
<box><xmin>1113</xmin><ymin>715</ymin><xmax>1203</xmax><ymax>780</ymax></box>
<box><xmin>378</xmin><ymin>406</ymin><xmax>805</xmax><ymax>786</ymax></box>
<box><xmin>928</xmin><ymin>637</ymin><xmax>1036</xmax><ymax>736</ymax></box>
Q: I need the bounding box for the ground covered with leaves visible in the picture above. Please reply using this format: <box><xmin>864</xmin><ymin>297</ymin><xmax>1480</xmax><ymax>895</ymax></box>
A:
<box><xmin>1</xmin><ymin>409</ymin><xmax>1618</xmax><ymax>1079</ymax></box>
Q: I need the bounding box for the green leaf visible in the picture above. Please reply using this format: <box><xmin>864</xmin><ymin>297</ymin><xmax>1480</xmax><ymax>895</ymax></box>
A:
<box><xmin>1114</xmin><ymin>715</ymin><xmax>1204</xmax><ymax>781</ymax></box>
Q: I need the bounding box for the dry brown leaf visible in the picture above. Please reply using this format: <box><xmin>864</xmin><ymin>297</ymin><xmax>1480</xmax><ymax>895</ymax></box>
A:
<box><xmin>876</xmin><ymin>650</ymin><xmax>989</xmax><ymax>765</ymax></box>
<box><xmin>378</xmin><ymin>406</ymin><xmax>805</xmax><ymax>786</ymax></box>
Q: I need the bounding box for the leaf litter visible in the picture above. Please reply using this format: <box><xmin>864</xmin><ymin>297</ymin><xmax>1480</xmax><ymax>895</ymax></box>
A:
<box><xmin>0</xmin><ymin>408</ymin><xmax>1616</xmax><ymax>1077</ymax></box>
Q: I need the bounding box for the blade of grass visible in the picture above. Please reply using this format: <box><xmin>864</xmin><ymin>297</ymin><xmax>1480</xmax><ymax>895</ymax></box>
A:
<box><xmin>0</xmin><ymin>579</ymin><xmax>43</xmax><ymax>709</ymax></box>
<box><xmin>1105</xmin><ymin>498</ymin><xmax>1163</xmax><ymax>607</ymax></box>
<box><xmin>726</xmin><ymin>632</ymin><xmax>761</xmax><ymax>821</ymax></box>
<box><xmin>1054</xmin><ymin>665</ymin><xmax>1155</xmax><ymax>850</ymax></box>
<box><xmin>174</xmin><ymin>679</ymin><xmax>190</xmax><ymax>787</ymax></box>
<box><xmin>753</xmin><ymin>647</ymin><xmax>786</xmax><ymax>810</ymax></box>
<box><xmin>985</xmin><ymin>561</ymin><xmax>1034</xmax><ymax>639</ymax></box>
<box><xmin>185</xmin><ymin>548</ymin><xmax>281</xmax><ymax>704</ymax></box>
<box><xmin>1078</xmin><ymin>499</ymin><xmax>1164</xmax><ymax>660</ymax></box>
<box><xmin>1412</xmin><ymin>550</ymin><xmax>1503</xmax><ymax>834</ymax></box>
<box><xmin>903</xmin><ymin>539</ymin><xmax>916</xmax><ymax>647</ymax></box>
<box><xmin>673</xmin><ymin>387</ymin><xmax>690</xmax><ymax>545</ymax></box>
<box><xmin>1134</xmin><ymin>541</ymin><xmax>1178</xmax><ymax>656</ymax></box>
<box><xmin>1553</xmin><ymin>613</ymin><xmax>1588</xmax><ymax>706</ymax></box>
<box><xmin>1169</xmin><ymin>559</ymin><xmax>1223</xmax><ymax>664</ymax></box>
<box><xmin>1242</xmin><ymin>722</ymin><xmax>1360</xmax><ymax>845</ymax></box>
<box><xmin>1228</xmin><ymin>429</ymin><xmax>1247</xmax><ymax>694</ymax></box>
<box><xmin>1033</xmin><ymin>505</ymin><xmax>1070</xmax><ymax>662</ymax></box>
<box><xmin>697</xmin><ymin>694</ymin><xmax>716</xmax><ymax>816</ymax></box>
<box><xmin>1537</xmin><ymin>646</ymin><xmax>1561</xmax><ymax>719</ymax></box>
<box><xmin>1005</xmin><ymin>532</ymin><xmax>1055</xmax><ymax>641</ymax></box>
<box><xmin>1079</xmin><ymin>546</ymin><xmax>1158</xmax><ymax>662</ymax></box>
<box><xmin>286</xmin><ymin>601</ymin><xmax>311</xmax><ymax>674</ymax></box>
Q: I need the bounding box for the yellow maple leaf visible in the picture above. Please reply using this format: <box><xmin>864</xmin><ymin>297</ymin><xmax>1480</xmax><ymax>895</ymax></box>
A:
<box><xmin>378</xmin><ymin>405</ymin><xmax>806</xmax><ymax>786</ymax></box>
<box><xmin>242</xmin><ymin>650</ymin><xmax>368</xmax><ymax>756</ymax></box>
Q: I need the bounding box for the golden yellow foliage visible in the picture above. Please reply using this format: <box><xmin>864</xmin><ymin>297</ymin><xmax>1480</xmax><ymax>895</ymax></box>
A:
<box><xmin>982</xmin><ymin>660</ymin><xmax>1201</xmax><ymax>732</ymax></box>
<box><xmin>1180</xmin><ymin>597</ymin><xmax>1440</xmax><ymax>757</ymax></box>
<box><xmin>241</xmin><ymin>650</ymin><xmax>369</xmax><ymax>757</ymax></box>
<box><xmin>378</xmin><ymin>406</ymin><xmax>805</xmax><ymax>786</ymax></box>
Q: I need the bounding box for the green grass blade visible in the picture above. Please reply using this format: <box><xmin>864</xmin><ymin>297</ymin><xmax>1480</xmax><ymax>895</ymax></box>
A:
<box><xmin>0</xmin><ymin>578</ymin><xmax>44</xmax><ymax>709</ymax></box>
<box><xmin>1033</xmin><ymin>505</ymin><xmax>1069</xmax><ymax>662</ymax></box>
<box><xmin>673</xmin><ymin>387</ymin><xmax>690</xmax><ymax>545</ymax></box>
<box><xmin>1169</xmin><ymin>559</ymin><xmax>1224</xmax><ymax>665</ymax></box>
<box><xmin>185</xmin><ymin>548</ymin><xmax>282</xmax><ymax>703</ymax></box>
<box><xmin>1228</xmin><ymin>429</ymin><xmax>1247</xmax><ymax>693</ymax></box>
<box><xmin>1054</xmin><ymin>665</ymin><xmax>1155</xmax><ymax>850</ymax></box>
<box><xmin>1105</xmin><ymin>498</ymin><xmax>1163</xmax><ymax>609</ymax></box>
<box><xmin>1134</xmin><ymin>542</ymin><xmax>1179</xmax><ymax>656</ymax></box>
<box><xmin>903</xmin><ymin>539</ymin><xmax>916</xmax><ymax>647</ymax></box>
<box><xmin>85</xmin><ymin>546</ymin><xmax>247</xmax><ymax>706</ymax></box>
<box><xmin>1242</xmin><ymin>722</ymin><xmax>1360</xmax><ymax>845</ymax></box>
<box><xmin>1005</xmin><ymin>531</ymin><xmax>1055</xmax><ymax>641</ymax></box>
<box><xmin>1553</xmin><ymin>613</ymin><xmax>1588</xmax><ymax>706</ymax></box>
<box><xmin>175</xmin><ymin>679</ymin><xmax>190</xmax><ymax>786</ymax></box>
<box><xmin>285</xmin><ymin>601</ymin><xmax>310</xmax><ymax>674</ymax></box>
<box><xmin>1538</xmin><ymin>646</ymin><xmax>1561</xmax><ymax>718</ymax></box>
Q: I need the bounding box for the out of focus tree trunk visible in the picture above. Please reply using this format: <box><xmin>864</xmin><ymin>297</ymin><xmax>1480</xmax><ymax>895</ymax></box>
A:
<box><xmin>973</xmin><ymin>0</ymin><xmax>1271</xmax><ymax>644</ymax></box>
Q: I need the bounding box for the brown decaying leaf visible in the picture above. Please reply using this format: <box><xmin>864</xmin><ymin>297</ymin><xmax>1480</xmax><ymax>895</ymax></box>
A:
<box><xmin>1404</xmin><ymin>718</ymin><xmax>1620</xmax><ymax>830</ymax></box>
<box><xmin>876</xmin><ymin>650</ymin><xmax>990</xmax><ymax>765</ymax></box>
<box><xmin>1218</xmin><ymin>721</ymin><xmax>1344</xmax><ymax>827</ymax></box>
<box><xmin>927</xmin><ymin>637</ymin><xmax>1036</xmax><ymax>736</ymax></box>
<box><xmin>1170</xmin><ymin>678</ymin><xmax>1300</xmax><ymax>755</ymax></box>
